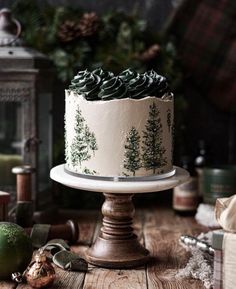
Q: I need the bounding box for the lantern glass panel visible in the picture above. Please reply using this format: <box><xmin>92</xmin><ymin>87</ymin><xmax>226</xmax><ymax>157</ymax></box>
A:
<box><xmin>0</xmin><ymin>101</ymin><xmax>23</xmax><ymax>187</ymax></box>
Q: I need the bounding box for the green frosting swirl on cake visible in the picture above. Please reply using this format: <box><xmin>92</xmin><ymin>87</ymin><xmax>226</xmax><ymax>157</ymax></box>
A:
<box><xmin>70</xmin><ymin>70</ymin><xmax>102</xmax><ymax>100</ymax></box>
<box><xmin>69</xmin><ymin>69</ymin><xmax>89</xmax><ymax>90</ymax></box>
<box><xmin>119</xmin><ymin>68</ymin><xmax>138</xmax><ymax>83</ymax></box>
<box><xmin>127</xmin><ymin>73</ymin><xmax>155</xmax><ymax>99</ymax></box>
<box><xmin>93</xmin><ymin>68</ymin><xmax>114</xmax><ymax>82</ymax></box>
<box><xmin>69</xmin><ymin>68</ymin><xmax>171</xmax><ymax>101</ymax></box>
<box><xmin>146</xmin><ymin>69</ymin><xmax>169</xmax><ymax>97</ymax></box>
<box><xmin>98</xmin><ymin>76</ymin><xmax>128</xmax><ymax>100</ymax></box>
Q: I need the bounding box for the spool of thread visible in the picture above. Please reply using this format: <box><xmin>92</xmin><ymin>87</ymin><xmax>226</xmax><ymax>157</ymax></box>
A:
<box><xmin>12</xmin><ymin>165</ymin><xmax>35</xmax><ymax>227</ymax></box>
<box><xmin>25</xmin><ymin>220</ymin><xmax>79</xmax><ymax>245</ymax></box>
<box><xmin>0</xmin><ymin>191</ymin><xmax>10</xmax><ymax>221</ymax></box>
<box><xmin>12</xmin><ymin>165</ymin><xmax>35</xmax><ymax>202</ymax></box>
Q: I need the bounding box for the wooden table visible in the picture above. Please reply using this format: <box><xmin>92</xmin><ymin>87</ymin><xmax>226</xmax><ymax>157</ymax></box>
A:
<box><xmin>1</xmin><ymin>206</ymin><xmax>207</xmax><ymax>289</ymax></box>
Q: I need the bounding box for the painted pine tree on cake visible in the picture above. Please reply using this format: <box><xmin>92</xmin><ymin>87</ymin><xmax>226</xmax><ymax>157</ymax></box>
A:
<box><xmin>64</xmin><ymin>114</ymin><xmax>69</xmax><ymax>163</ymax></box>
<box><xmin>167</xmin><ymin>108</ymin><xmax>171</xmax><ymax>132</ymax></box>
<box><xmin>71</xmin><ymin>106</ymin><xmax>98</xmax><ymax>167</ymax></box>
<box><xmin>142</xmin><ymin>102</ymin><xmax>167</xmax><ymax>173</ymax></box>
<box><xmin>171</xmin><ymin>123</ymin><xmax>174</xmax><ymax>164</ymax></box>
<box><xmin>84</xmin><ymin>125</ymin><xmax>98</xmax><ymax>156</ymax></box>
<box><xmin>89</xmin><ymin>132</ymin><xmax>97</xmax><ymax>155</ymax></box>
<box><xmin>124</xmin><ymin>127</ymin><xmax>141</xmax><ymax>176</ymax></box>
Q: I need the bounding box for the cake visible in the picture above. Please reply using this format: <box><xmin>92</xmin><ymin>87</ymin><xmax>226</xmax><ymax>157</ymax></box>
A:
<box><xmin>65</xmin><ymin>68</ymin><xmax>174</xmax><ymax>178</ymax></box>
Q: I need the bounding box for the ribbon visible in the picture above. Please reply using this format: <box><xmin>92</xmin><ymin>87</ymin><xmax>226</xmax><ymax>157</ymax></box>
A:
<box><xmin>42</xmin><ymin>239</ymin><xmax>88</xmax><ymax>272</ymax></box>
<box><xmin>215</xmin><ymin>194</ymin><xmax>236</xmax><ymax>232</ymax></box>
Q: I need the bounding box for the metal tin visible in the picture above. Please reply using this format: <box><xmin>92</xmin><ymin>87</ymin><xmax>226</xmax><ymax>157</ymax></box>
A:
<box><xmin>173</xmin><ymin>176</ymin><xmax>199</xmax><ymax>212</ymax></box>
<box><xmin>202</xmin><ymin>166</ymin><xmax>236</xmax><ymax>204</ymax></box>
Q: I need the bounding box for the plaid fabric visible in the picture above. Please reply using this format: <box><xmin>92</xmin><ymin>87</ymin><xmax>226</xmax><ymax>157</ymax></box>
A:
<box><xmin>214</xmin><ymin>249</ymin><xmax>223</xmax><ymax>289</ymax></box>
<box><xmin>169</xmin><ymin>0</ymin><xmax>236</xmax><ymax>110</ymax></box>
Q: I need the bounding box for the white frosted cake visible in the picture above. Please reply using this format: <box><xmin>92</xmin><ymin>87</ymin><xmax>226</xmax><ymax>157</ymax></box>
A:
<box><xmin>65</xmin><ymin>68</ymin><xmax>174</xmax><ymax>178</ymax></box>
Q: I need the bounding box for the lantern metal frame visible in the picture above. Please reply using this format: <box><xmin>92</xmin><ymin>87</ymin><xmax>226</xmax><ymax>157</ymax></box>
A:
<box><xmin>0</xmin><ymin>9</ymin><xmax>54</xmax><ymax>209</ymax></box>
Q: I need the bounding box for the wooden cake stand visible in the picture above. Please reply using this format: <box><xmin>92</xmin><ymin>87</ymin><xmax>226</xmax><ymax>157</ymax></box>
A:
<box><xmin>50</xmin><ymin>164</ymin><xmax>189</xmax><ymax>269</ymax></box>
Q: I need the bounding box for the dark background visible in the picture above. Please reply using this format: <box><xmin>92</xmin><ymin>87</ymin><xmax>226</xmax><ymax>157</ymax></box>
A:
<box><xmin>1</xmin><ymin>0</ymin><xmax>235</xmax><ymax>208</ymax></box>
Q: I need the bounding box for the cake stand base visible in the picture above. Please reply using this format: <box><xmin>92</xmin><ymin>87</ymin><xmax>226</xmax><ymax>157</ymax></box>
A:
<box><xmin>50</xmin><ymin>165</ymin><xmax>189</xmax><ymax>269</ymax></box>
<box><xmin>85</xmin><ymin>193</ymin><xmax>149</xmax><ymax>268</ymax></box>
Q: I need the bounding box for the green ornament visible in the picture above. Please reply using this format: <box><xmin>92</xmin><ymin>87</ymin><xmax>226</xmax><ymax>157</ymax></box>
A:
<box><xmin>0</xmin><ymin>222</ymin><xmax>33</xmax><ymax>280</ymax></box>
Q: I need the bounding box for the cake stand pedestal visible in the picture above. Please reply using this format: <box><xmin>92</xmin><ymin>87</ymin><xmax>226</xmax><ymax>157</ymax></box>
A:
<box><xmin>50</xmin><ymin>165</ymin><xmax>189</xmax><ymax>269</ymax></box>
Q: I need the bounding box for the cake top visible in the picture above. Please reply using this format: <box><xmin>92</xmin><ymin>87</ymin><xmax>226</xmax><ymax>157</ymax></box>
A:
<box><xmin>68</xmin><ymin>67</ymin><xmax>171</xmax><ymax>101</ymax></box>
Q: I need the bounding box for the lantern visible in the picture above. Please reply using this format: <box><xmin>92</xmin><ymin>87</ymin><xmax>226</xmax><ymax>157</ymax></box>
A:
<box><xmin>0</xmin><ymin>8</ymin><xmax>54</xmax><ymax>208</ymax></box>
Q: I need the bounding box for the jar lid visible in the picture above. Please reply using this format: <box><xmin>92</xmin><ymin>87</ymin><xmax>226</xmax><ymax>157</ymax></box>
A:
<box><xmin>0</xmin><ymin>191</ymin><xmax>10</xmax><ymax>203</ymax></box>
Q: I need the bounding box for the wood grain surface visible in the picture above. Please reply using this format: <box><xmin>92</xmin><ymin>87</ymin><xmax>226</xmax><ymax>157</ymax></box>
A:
<box><xmin>1</xmin><ymin>207</ymin><xmax>207</xmax><ymax>288</ymax></box>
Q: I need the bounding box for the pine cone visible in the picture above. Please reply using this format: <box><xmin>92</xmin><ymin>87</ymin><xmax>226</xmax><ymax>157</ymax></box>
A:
<box><xmin>137</xmin><ymin>44</ymin><xmax>161</xmax><ymax>62</ymax></box>
<box><xmin>79</xmin><ymin>12</ymin><xmax>99</xmax><ymax>37</ymax></box>
<box><xmin>58</xmin><ymin>20</ymin><xmax>81</xmax><ymax>42</ymax></box>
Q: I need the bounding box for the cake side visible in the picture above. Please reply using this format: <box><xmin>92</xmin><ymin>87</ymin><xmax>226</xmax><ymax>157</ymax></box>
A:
<box><xmin>65</xmin><ymin>91</ymin><xmax>174</xmax><ymax>177</ymax></box>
